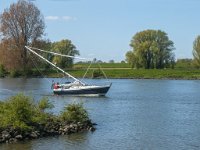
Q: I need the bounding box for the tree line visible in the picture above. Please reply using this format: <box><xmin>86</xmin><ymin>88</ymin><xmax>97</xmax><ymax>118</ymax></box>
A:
<box><xmin>126</xmin><ymin>30</ymin><xmax>200</xmax><ymax>69</ymax></box>
<box><xmin>0</xmin><ymin>0</ymin><xmax>79</xmax><ymax>75</ymax></box>
<box><xmin>1</xmin><ymin>0</ymin><xmax>200</xmax><ymax>77</ymax></box>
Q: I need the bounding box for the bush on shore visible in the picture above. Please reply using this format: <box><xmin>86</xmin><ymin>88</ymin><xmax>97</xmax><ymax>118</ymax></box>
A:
<box><xmin>0</xmin><ymin>93</ymin><xmax>94</xmax><ymax>143</ymax></box>
<box><xmin>0</xmin><ymin>94</ymin><xmax>53</xmax><ymax>132</ymax></box>
<box><xmin>60</xmin><ymin>103</ymin><xmax>89</xmax><ymax>123</ymax></box>
<box><xmin>0</xmin><ymin>64</ymin><xmax>6</xmax><ymax>78</ymax></box>
<box><xmin>9</xmin><ymin>70</ymin><xmax>21</xmax><ymax>78</ymax></box>
<box><xmin>92</xmin><ymin>69</ymin><xmax>104</xmax><ymax>78</ymax></box>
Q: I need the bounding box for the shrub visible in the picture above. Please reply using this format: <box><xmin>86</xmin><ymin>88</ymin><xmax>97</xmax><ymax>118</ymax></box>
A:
<box><xmin>0</xmin><ymin>93</ymin><xmax>54</xmax><ymax>132</ymax></box>
<box><xmin>23</xmin><ymin>69</ymin><xmax>41</xmax><ymax>77</ymax></box>
<box><xmin>0</xmin><ymin>94</ymin><xmax>91</xmax><ymax>132</ymax></box>
<box><xmin>9</xmin><ymin>69</ymin><xmax>21</xmax><ymax>77</ymax></box>
<box><xmin>0</xmin><ymin>94</ymin><xmax>35</xmax><ymax>131</ymax></box>
<box><xmin>0</xmin><ymin>64</ymin><xmax>6</xmax><ymax>78</ymax></box>
<box><xmin>38</xmin><ymin>97</ymin><xmax>54</xmax><ymax>112</ymax></box>
<box><xmin>60</xmin><ymin>103</ymin><xmax>89</xmax><ymax>123</ymax></box>
<box><xmin>92</xmin><ymin>69</ymin><xmax>104</xmax><ymax>78</ymax></box>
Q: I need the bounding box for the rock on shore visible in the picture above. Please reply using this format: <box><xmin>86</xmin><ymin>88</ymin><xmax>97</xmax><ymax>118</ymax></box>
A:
<box><xmin>0</xmin><ymin>120</ymin><xmax>96</xmax><ymax>144</ymax></box>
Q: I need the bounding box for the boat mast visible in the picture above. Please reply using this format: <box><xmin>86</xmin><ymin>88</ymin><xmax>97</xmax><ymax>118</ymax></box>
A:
<box><xmin>25</xmin><ymin>46</ymin><xmax>84</xmax><ymax>84</ymax></box>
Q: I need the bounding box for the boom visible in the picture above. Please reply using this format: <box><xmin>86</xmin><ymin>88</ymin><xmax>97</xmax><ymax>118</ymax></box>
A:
<box><xmin>28</xmin><ymin>46</ymin><xmax>91</xmax><ymax>60</ymax></box>
<box><xmin>25</xmin><ymin>46</ymin><xmax>84</xmax><ymax>84</ymax></box>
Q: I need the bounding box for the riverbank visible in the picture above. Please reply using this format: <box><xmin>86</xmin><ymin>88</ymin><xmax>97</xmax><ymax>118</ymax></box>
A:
<box><xmin>1</xmin><ymin>67</ymin><xmax>200</xmax><ymax>80</ymax></box>
<box><xmin>0</xmin><ymin>94</ymin><xmax>95</xmax><ymax>144</ymax></box>
<box><xmin>46</xmin><ymin>69</ymin><xmax>200</xmax><ymax>80</ymax></box>
<box><xmin>0</xmin><ymin>119</ymin><xmax>95</xmax><ymax>144</ymax></box>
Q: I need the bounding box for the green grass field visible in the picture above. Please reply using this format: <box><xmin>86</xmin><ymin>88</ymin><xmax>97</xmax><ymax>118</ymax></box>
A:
<box><xmin>74</xmin><ymin>63</ymin><xmax>131</xmax><ymax>69</ymax></box>
<box><xmin>70</xmin><ymin>63</ymin><xmax>200</xmax><ymax>79</ymax></box>
<box><xmin>46</xmin><ymin>68</ymin><xmax>200</xmax><ymax>80</ymax></box>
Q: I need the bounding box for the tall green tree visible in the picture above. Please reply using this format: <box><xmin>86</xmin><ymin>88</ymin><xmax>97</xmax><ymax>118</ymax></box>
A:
<box><xmin>0</xmin><ymin>0</ymin><xmax>45</xmax><ymax>71</ymax></box>
<box><xmin>52</xmin><ymin>39</ymin><xmax>79</xmax><ymax>68</ymax></box>
<box><xmin>193</xmin><ymin>35</ymin><xmax>200</xmax><ymax>68</ymax></box>
<box><xmin>126</xmin><ymin>30</ymin><xmax>175</xmax><ymax>69</ymax></box>
<box><xmin>125</xmin><ymin>51</ymin><xmax>139</xmax><ymax>68</ymax></box>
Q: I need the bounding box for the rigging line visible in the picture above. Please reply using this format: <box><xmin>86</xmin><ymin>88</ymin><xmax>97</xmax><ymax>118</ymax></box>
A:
<box><xmin>81</xmin><ymin>61</ymin><xmax>93</xmax><ymax>80</ymax></box>
<box><xmin>29</xmin><ymin>46</ymin><xmax>91</xmax><ymax>60</ymax></box>
<box><xmin>54</xmin><ymin>64</ymin><xmax>65</xmax><ymax>78</ymax></box>
<box><xmin>30</xmin><ymin>51</ymin><xmax>68</xmax><ymax>85</ymax></box>
<box><xmin>25</xmin><ymin>46</ymin><xmax>81</xmax><ymax>83</ymax></box>
<box><xmin>26</xmin><ymin>46</ymin><xmax>85</xmax><ymax>85</ymax></box>
<box><xmin>30</xmin><ymin>55</ymin><xmax>52</xmax><ymax>83</ymax></box>
<box><xmin>58</xmin><ymin>70</ymin><xmax>67</xmax><ymax>83</ymax></box>
<box><xmin>51</xmin><ymin>62</ymin><xmax>70</xmax><ymax>82</ymax></box>
<box><xmin>52</xmin><ymin>62</ymin><xmax>64</xmax><ymax>78</ymax></box>
<box><xmin>29</xmin><ymin>52</ymin><xmax>44</xmax><ymax>76</ymax></box>
<box><xmin>29</xmin><ymin>52</ymin><xmax>52</xmax><ymax>84</ymax></box>
<box><xmin>98</xmin><ymin>63</ymin><xmax>108</xmax><ymax>80</ymax></box>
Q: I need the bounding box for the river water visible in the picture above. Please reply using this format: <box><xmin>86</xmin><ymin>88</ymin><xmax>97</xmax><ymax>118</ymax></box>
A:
<box><xmin>0</xmin><ymin>78</ymin><xmax>200</xmax><ymax>150</ymax></box>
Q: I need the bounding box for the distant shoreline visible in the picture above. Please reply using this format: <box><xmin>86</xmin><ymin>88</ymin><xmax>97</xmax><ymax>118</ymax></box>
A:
<box><xmin>1</xmin><ymin>68</ymin><xmax>200</xmax><ymax>80</ymax></box>
<box><xmin>2</xmin><ymin>74</ymin><xmax>200</xmax><ymax>81</ymax></box>
<box><xmin>44</xmin><ymin>68</ymin><xmax>200</xmax><ymax>80</ymax></box>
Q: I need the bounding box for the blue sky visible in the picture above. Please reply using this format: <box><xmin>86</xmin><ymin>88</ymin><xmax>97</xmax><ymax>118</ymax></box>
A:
<box><xmin>1</xmin><ymin>0</ymin><xmax>200</xmax><ymax>62</ymax></box>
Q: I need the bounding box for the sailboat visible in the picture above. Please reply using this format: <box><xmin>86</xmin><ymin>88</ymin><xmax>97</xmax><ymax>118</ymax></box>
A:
<box><xmin>25</xmin><ymin>46</ymin><xmax>111</xmax><ymax>96</ymax></box>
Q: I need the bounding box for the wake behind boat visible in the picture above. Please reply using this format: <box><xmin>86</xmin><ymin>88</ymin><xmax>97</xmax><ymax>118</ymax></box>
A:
<box><xmin>25</xmin><ymin>46</ymin><xmax>111</xmax><ymax>96</ymax></box>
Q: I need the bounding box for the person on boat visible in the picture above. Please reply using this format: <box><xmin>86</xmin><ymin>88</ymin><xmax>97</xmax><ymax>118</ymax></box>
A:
<box><xmin>54</xmin><ymin>82</ymin><xmax>60</xmax><ymax>89</ymax></box>
<box><xmin>51</xmin><ymin>80</ymin><xmax>55</xmax><ymax>89</ymax></box>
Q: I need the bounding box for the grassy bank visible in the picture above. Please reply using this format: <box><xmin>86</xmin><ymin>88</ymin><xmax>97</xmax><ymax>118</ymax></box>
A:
<box><xmin>45</xmin><ymin>69</ymin><xmax>200</xmax><ymax>80</ymax></box>
<box><xmin>74</xmin><ymin>63</ymin><xmax>131</xmax><ymax>69</ymax></box>
<box><xmin>1</xmin><ymin>62</ymin><xmax>200</xmax><ymax>80</ymax></box>
<box><xmin>69</xmin><ymin>63</ymin><xmax>200</xmax><ymax>80</ymax></box>
<box><xmin>102</xmin><ymin>69</ymin><xmax>200</xmax><ymax>79</ymax></box>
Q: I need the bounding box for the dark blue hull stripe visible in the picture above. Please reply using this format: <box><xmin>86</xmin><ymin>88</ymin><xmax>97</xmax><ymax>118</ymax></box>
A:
<box><xmin>53</xmin><ymin>86</ymin><xmax>111</xmax><ymax>95</ymax></box>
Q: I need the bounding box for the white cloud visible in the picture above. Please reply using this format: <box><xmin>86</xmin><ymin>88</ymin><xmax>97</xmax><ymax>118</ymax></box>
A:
<box><xmin>62</xmin><ymin>16</ymin><xmax>77</xmax><ymax>21</ymax></box>
<box><xmin>45</xmin><ymin>15</ymin><xmax>77</xmax><ymax>21</ymax></box>
<box><xmin>45</xmin><ymin>16</ymin><xmax>59</xmax><ymax>20</ymax></box>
